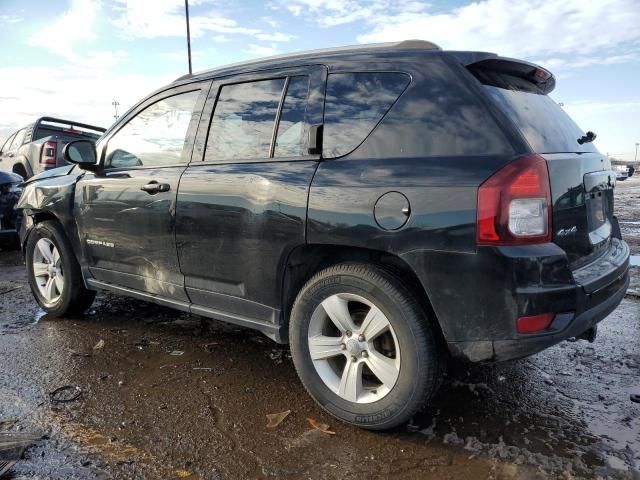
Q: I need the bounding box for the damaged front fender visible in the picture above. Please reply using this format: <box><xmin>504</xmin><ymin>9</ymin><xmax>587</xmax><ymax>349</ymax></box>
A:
<box><xmin>17</xmin><ymin>168</ymin><xmax>84</xmax><ymax>258</ymax></box>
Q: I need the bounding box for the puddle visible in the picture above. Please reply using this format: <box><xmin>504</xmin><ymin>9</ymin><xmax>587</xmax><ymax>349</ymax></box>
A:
<box><xmin>631</xmin><ymin>255</ymin><xmax>640</xmax><ymax>267</ymax></box>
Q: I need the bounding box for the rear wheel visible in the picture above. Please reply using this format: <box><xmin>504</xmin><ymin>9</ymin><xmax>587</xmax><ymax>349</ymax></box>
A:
<box><xmin>289</xmin><ymin>263</ymin><xmax>444</xmax><ymax>430</ymax></box>
<box><xmin>26</xmin><ymin>221</ymin><xmax>95</xmax><ymax>316</ymax></box>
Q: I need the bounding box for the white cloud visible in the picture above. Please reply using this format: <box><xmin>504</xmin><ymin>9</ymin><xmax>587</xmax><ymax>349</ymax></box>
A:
<box><xmin>278</xmin><ymin>0</ymin><xmax>395</xmax><ymax>26</ymax></box>
<box><xmin>255</xmin><ymin>32</ymin><xmax>295</xmax><ymax>42</ymax></box>
<box><xmin>212</xmin><ymin>34</ymin><xmax>232</xmax><ymax>43</ymax></box>
<box><xmin>111</xmin><ymin>0</ymin><xmax>259</xmax><ymax>39</ymax></box>
<box><xmin>0</xmin><ymin>59</ymin><xmax>173</xmax><ymax>142</ymax></box>
<box><xmin>0</xmin><ymin>14</ymin><xmax>23</xmax><ymax>24</ymax></box>
<box><xmin>535</xmin><ymin>52</ymin><xmax>640</xmax><ymax>71</ymax></box>
<box><xmin>354</xmin><ymin>0</ymin><xmax>640</xmax><ymax>60</ymax></box>
<box><xmin>27</xmin><ymin>0</ymin><xmax>100</xmax><ymax>60</ymax></box>
<box><xmin>562</xmin><ymin>101</ymin><xmax>640</xmax><ymax>160</ymax></box>
<box><xmin>244</xmin><ymin>44</ymin><xmax>280</xmax><ymax>57</ymax></box>
<box><xmin>261</xmin><ymin>16</ymin><xmax>279</xmax><ymax>28</ymax></box>
<box><xmin>279</xmin><ymin>0</ymin><xmax>640</xmax><ymax>61</ymax></box>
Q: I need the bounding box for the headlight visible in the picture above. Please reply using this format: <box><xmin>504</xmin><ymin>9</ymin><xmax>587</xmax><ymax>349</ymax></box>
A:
<box><xmin>1</xmin><ymin>182</ymin><xmax>22</xmax><ymax>194</ymax></box>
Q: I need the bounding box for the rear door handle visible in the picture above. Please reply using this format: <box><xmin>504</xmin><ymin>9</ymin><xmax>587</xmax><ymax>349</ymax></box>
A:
<box><xmin>7</xmin><ymin>153</ymin><xmax>14</xmax><ymax>158</ymax></box>
<box><xmin>141</xmin><ymin>181</ymin><xmax>170</xmax><ymax>194</ymax></box>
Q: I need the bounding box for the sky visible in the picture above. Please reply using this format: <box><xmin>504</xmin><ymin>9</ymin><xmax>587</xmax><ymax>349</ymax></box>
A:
<box><xmin>0</xmin><ymin>0</ymin><xmax>639</xmax><ymax>160</ymax></box>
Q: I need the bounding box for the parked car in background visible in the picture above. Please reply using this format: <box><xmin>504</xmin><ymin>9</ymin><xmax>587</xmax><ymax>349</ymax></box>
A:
<box><xmin>0</xmin><ymin>171</ymin><xmax>23</xmax><ymax>249</ymax></box>
<box><xmin>17</xmin><ymin>41</ymin><xmax>630</xmax><ymax>430</ymax></box>
<box><xmin>0</xmin><ymin>117</ymin><xmax>105</xmax><ymax>179</ymax></box>
<box><xmin>614</xmin><ymin>165</ymin><xmax>629</xmax><ymax>181</ymax></box>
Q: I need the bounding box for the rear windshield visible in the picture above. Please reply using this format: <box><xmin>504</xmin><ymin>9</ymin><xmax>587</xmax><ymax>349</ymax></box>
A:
<box><xmin>475</xmin><ymin>70</ymin><xmax>597</xmax><ymax>154</ymax></box>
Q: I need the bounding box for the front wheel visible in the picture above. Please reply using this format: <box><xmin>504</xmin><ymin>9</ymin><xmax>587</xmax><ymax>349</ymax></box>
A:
<box><xmin>26</xmin><ymin>220</ymin><xmax>95</xmax><ymax>316</ymax></box>
<box><xmin>289</xmin><ymin>263</ymin><xmax>444</xmax><ymax>430</ymax></box>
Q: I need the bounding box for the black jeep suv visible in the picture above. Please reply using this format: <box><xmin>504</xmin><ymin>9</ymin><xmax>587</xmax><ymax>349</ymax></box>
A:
<box><xmin>18</xmin><ymin>41</ymin><xmax>629</xmax><ymax>429</ymax></box>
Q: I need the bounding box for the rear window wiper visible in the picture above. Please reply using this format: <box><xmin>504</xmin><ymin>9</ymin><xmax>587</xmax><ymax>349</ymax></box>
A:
<box><xmin>578</xmin><ymin>131</ymin><xmax>596</xmax><ymax>144</ymax></box>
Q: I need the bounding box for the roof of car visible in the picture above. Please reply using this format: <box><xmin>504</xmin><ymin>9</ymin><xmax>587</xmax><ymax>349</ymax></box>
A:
<box><xmin>173</xmin><ymin>40</ymin><xmax>441</xmax><ymax>83</ymax></box>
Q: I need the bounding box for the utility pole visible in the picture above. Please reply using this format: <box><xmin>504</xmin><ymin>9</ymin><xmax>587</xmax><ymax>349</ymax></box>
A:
<box><xmin>112</xmin><ymin>100</ymin><xmax>120</xmax><ymax>120</ymax></box>
<box><xmin>635</xmin><ymin>142</ymin><xmax>639</xmax><ymax>163</ymax></box>
<box><xmin>185</xmin><ymin>0</ymin><xmax>192</xmax><ymax>75</ymax></box>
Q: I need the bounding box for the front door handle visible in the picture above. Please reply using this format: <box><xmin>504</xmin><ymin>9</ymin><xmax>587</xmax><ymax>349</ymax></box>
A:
<box><xmin>141</xmin><ymin>181</ymin><xmax>170</xmax><ymax>194</ymax></box>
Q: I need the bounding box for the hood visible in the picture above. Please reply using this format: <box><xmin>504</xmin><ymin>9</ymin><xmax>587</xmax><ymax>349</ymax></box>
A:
<box><xmin>0</xmin><ymin>171</ymin><xmax>24</xmax><ymax>185</ymax></box>
<box><xmin>24</xmin><ymin>165</ymin><xmax>76</xmax><ymax>185</ymax></box>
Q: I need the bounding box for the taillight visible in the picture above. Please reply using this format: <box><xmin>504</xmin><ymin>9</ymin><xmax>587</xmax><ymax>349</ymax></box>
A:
<box><xmin>476</xmin><ymin>154</ymin><xmax>552</xmax><ymax>245</ymax></box>
<box><xmin>40</xmin><ymin>140</ymin><xmax>57</xmax><ymax>165</ymax></box>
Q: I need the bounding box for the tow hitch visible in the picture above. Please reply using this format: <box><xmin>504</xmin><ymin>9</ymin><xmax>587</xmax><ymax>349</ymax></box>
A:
<box><xmin>569</xmin><ymin>326</ymin><xmax>598</xmax><ymax>343</ymax></box>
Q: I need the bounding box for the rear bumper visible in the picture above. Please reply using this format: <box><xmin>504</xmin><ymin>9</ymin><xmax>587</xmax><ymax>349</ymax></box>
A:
<box><xmin>403</xmin><ymin>238</ymin><xmax>630</xmax><ymax>363</ymax></box>
<box><xmin>451</xmin><ymin>264</ymin><xmax>629</xmax><ymax>362</ymax></box>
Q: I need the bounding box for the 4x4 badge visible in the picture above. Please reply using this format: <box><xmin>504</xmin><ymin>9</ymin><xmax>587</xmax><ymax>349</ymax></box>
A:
<box><xmin>557</xmin><ymin>226</ymin><xmax>578</xmax><ymax>237</ymax></box>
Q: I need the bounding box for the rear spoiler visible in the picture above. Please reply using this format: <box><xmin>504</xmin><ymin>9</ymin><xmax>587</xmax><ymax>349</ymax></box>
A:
<box><xmin>33</xmin><ymin>117</ymin><xmax>106</xmax><ymax>135</ymax></box>
<box><xmin>449</xmin><ymin>52</ymin><xmax>555</xmax><ymax>94</ymax></box>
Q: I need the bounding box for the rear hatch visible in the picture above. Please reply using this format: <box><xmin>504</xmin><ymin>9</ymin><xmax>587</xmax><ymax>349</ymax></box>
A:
<box><xmin>468</xmin><ymin>58</ymin><xmax>615</xmax><ymax>268</ymax></box>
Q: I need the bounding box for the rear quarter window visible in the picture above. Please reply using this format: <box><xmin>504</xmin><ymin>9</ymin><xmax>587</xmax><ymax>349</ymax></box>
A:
<box><xmin>323</xmin><ymin>72</ymin><xmax>410</xmax><ymax>158</ymax></box>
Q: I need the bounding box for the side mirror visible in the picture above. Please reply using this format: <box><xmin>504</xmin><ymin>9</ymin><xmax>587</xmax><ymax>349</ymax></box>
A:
<box><xmin>63</xmin><ymin>140</ymin><xmax>98</xmax><ymax>170</ymax></box>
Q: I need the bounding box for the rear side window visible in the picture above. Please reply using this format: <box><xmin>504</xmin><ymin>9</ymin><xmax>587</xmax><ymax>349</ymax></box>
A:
<box><xmin>474</xmin><ymin>70</ymin><xmax>596</xmax><ymax>153</ymax></box>
<box><xmin>274</xmin><ymin>76</ymin><xmax>310</xmax><ymax>158</ymax></box>
<box><xmin>206</xmin><ymin>79</ymin><xmax>286</xmax><ymax>162</ymax></box>
<box><xmin>323</xmin><ymin>72</ymin><xmax>410</xmax><ymax>158</ymax></box>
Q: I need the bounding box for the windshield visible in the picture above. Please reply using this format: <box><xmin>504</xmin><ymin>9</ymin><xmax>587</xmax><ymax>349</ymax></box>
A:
<box><xmin>478</xmin><ymin>74</ymin><xmax>598</xmax><ymax>154</ymax></box>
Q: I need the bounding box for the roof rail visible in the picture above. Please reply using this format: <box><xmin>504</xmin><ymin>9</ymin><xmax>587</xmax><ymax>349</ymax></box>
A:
<box><xmin>174</xmin><ymin>40</ymin><xmax>441</xmax><ymax>82</ymax></box>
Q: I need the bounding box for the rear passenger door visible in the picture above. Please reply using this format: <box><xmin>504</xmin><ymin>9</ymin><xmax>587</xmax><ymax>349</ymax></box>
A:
<box><xmin>176</xmin><ymin>66</ymin><xmax>326</xmax><ymax>325</ymax></box>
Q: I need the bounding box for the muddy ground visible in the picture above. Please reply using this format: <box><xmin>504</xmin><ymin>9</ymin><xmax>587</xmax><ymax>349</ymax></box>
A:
<box><xmin>0</xmin><ymin>177</ymin><xmax>639</xmax><ymax>480</ymax></box>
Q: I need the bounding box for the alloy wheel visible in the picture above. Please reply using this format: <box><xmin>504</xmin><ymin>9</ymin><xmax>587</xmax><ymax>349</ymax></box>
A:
<box><xmin>32</xmin><ymin>238</ymin><xmax>64</xmax><ymax>304</ymax></box>
<box><xmin>308</xmin><ymin>293</ymin><xmax>401</xmax><ymax>404</ymax></box>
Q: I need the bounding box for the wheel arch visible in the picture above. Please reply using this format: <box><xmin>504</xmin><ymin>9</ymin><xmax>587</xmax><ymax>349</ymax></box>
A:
<box><xmin>21</xmin><ymin>211</ymin><xmax>63</xmax><ymax>256</ymax></box>
<box><xmin>281</xmin><ymin>244</ymin><xmax>447</xmax><ymax>346</ymax></box>
<box><xmin>12</xmin><ymin>160</ymin><xmax>31</xmax><ymax>179</ymax></box>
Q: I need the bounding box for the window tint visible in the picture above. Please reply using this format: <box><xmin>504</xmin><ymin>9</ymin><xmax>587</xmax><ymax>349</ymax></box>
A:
<box><xmin>9</xmin><ymin>129</ymin><xmax>27</xmax><ymax>151</ymax></box>
<box><xmin>274</xmin><ymin>76</ymin><xmax>310</xmax><ymax>158</ymax></box>
<box><xmin>323</xmin><ymin>72</ymin><xmax>410</xmax><ymax>158</ymax></box>
<box><xmin>1</xmin><ymin>133</ymin><xmax>16</xmax><ymax>153</ymax></box>
<box><xmin>106</xmin><ymin>90</ymin><xmax>199</xmax><ymax>168</ymax></box>
<box><xmin>206</xmin><ymin>79</ymin><xmax>286</xmax><ymax>162</ymax></box>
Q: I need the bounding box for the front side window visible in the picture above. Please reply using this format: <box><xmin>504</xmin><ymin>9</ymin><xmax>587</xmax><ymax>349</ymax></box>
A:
<box><xmin>205</xmin><ymin>78</ymin><xmax>286</xmax><ymax>162</ymax></box>
<box><xmin>1</xmin><ymin>133</ymin><xmax>16</xmax><ymax>153</ymax></box>
<box><xmin>9</xmin><ymin>129</ymin><xmax>27</xmax><ymax>151</ymax></box>
<box><xmin>105</xmin><ymin>90</ymin><xmax>200</xmax><ymax>168</ymax></box>
<box><xmin>323</xmin><ymin>72</ymin><xmax>410</xmax><ymax>158</ymax></box>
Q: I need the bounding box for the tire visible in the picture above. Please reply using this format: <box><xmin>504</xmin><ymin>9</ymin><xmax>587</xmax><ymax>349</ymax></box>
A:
<box><xmin>25</xmin><ymin>220</ymin><xmax>95</xmax><ymax>316</ymax></box>
<box><xmin>289</xmin><ymin>262</ymin><xmax>444</xmax><ymax>430</ymax></box>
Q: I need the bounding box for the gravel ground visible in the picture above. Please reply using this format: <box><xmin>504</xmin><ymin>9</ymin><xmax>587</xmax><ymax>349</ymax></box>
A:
<box><xmin>0</xmin><ymin>177</ymin><xmax>638</xmax><ymax>480</ymax></box>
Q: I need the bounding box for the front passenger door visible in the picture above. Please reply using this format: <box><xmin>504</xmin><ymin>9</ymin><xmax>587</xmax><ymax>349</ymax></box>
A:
<box><xmin>75</xmin><ymin>83</ymin><xmax>209</xmax><ymax>301</ymax></box>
